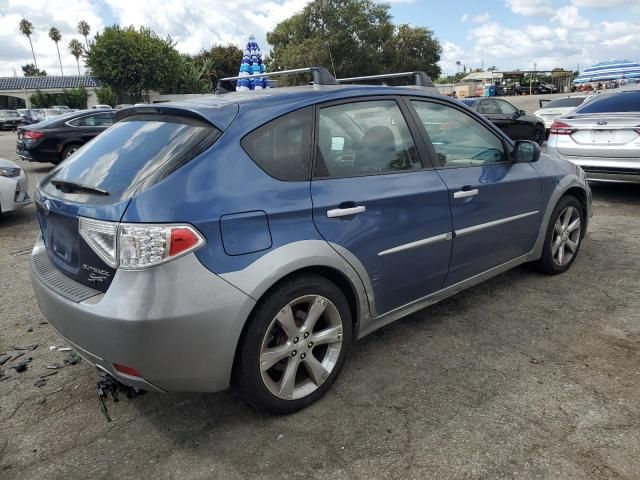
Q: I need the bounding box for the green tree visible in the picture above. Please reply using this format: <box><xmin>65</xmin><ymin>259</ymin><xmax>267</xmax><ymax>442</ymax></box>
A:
<box><xmin>62</xmin><ymin>83</ymin><xmax>89</xmax><ymax>108</ymax></box>
<box><xmin>267</xmin><ymin>0</ymin><xmax>441</xmax><ymax>81</ymax></box>
<box><xmin>77</xmin><ymin>20</ymin><xmax>91</xmax><ymax>48</ymax></box>
<box><xmin>49</xmin><ymin>27</ymin><xmax>64</xmax><ymax>75</ymax></box>
<box><xmin>22</xmin><ymin>63</ymin><xmax>47</xmax><ymax>76</ymax></box>
<box><xmin>68</xmin><ymin>39</ymin><xmax>84</xmax><ymax>75</ymax></box>
<box><xmin>95</xmin><ymin>84</ymin><xmax>117</xmax><ymax>106</ymax></box>
<box><xmin>30</xmin><ymin>90</ymin><xmax>55</xmax><ymax>107</ymax></box>
<box><xmin>85</xmin><ymin>26</ymin><xmax>182</xmax><ymax>102</ymax></box>
<box><xmin>193</xmin><ymin>44</ymin><xmax>243</xmax><ymax>91</ymax></box>
<box><xmin>19</xmin><ymin>19</ymin><xmax>38</xmax><ymax>69</ymax></box>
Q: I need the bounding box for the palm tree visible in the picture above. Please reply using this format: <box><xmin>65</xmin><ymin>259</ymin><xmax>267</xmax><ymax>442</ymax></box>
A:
<box><xmin>68</xmin><ymin>39</ymin><xmax>84</xmax><ymax>75</ymax></box>
<box><xmin>77</xmin><ymin>20</ymin><xmax>90</xmax><ymax>48</ymax></box>
<box><xmin>488</xmin><ymin>66</ymin><xmax>498</xmax><ymax>72</ymax></box>
<box><xmin>19</xmin><ymin>19</ymin><xmax>38</xmax><ymax>69</ymax></box>
<box><xmin>49</xmin><ymin>27</ymin><xmax>64</xmax><ymax>75</ymax></box>
<box><xmin>456</xmin><ymin>60</ymin><xmax>461</xmax><ymax>73</ymax></box>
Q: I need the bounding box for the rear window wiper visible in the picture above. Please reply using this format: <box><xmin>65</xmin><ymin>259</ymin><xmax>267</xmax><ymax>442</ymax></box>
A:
<box><xmin>50</xmin><ymin>179</ymin><xmax>109</xmax><ymax>196</ymax></box>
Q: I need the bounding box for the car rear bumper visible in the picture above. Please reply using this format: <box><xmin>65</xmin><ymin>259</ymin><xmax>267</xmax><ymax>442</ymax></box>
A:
<box><xmin>30</xmin><ymin>235</ymin><xmax>256</xmax><ymax>392</ymax></box>
<box><xmin>546</xmin><ymin>149</ymin><xmax>640</xmax><ymax>183</ymax></box>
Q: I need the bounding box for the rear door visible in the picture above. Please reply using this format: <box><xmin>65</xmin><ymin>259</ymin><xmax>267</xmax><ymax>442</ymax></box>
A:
<box><xmin>311</xmin><ymin>97</ymin><xmax>452</xmax><ymax>315</ymax></box>
<box><xmin>409</xmin><ymin>99</ymin><xmax>542</xmax><ymax>286</ymax></box>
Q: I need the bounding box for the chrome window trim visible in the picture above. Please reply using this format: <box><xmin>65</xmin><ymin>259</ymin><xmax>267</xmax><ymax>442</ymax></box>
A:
<box><xmin>455</xmin><ymin>211</ymin><xmax>539</xmax><ymax>238</ymax></box>
<box><xmin>378</xmin><ymin>232</ymin><xmax>452</xmax><ymax>257</ymax></box>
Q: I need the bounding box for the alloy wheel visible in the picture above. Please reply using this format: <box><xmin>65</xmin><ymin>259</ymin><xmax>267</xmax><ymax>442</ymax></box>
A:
<box><xmin>65</xmin><ymin>147</ymin><xmax>78</xmax><ymax>158</ymax></box>
<box><xmin>552</xmin><ymin>206</ymin><xmax>581</xmax><ymax>266</ymax></box>
<box><xmin>259</xmin><ymin>295</ymin><xmax>344</xmax><ymax>401</ymax></box>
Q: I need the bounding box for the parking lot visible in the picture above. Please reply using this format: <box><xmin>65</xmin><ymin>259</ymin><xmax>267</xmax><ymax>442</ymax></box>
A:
<box><xmin>0</xmin><ymin>124</ymin><xmax>639</xmax><ymax>479</ymax></box>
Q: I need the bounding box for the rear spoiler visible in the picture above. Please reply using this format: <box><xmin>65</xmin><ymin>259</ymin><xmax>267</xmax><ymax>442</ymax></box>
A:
<box><xmin>114</xmin><ymin>103</ymin><xmax>239</xmax><ymax>131</ymax></box>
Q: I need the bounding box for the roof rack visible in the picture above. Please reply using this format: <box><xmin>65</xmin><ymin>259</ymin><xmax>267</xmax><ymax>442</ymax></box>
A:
<box><xmin>336</xmin><ymin>71</ymin><xmax>437</xmax><ymax>89</ymax></box>
<box><xmin>217</xmin><ymin>66</ymin><xmax>338</xmax><ymax>94</ymax></box>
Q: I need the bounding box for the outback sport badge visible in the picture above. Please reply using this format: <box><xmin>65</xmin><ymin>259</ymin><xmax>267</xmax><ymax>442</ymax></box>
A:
<box><xmin>82</xmin><ymin>264</ymin><xmax>111</xmax><ymax>283</ymax></box>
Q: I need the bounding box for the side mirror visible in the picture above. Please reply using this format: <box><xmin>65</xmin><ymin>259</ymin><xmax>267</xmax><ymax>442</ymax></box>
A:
<box><xmin>514</xmin><ymin>140</ymin><xmax>541</xmax><ymax>163</ymax></box>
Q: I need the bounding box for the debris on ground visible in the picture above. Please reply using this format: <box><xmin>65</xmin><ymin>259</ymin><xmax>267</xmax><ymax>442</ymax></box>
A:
<box><xmin>57</xmin><ymin>347</ymin><xmax>72</xmax><ymax>352</ymax></box>
<box><xmin>12</xmin><ymin>344</ymin><xmax>38</xmax><ymax>351</ymax></box>
<box><xmin>0</xmin><ymin>353</ymin><xmax>10</xmax><ymax>365</ymax></box>
<box><xmin>65</xmin><ymin>352</ymin><xmax>81</xmax><ymax>365</ymax></box>
<box><xmin>34</xmin><ymin>379</ymin><xmax>47</xmax><ymax>387</ymax></box>
<box><xmin>95</xmin><ymin>373</ymin><xmax>145</xmax><ymax>422</ymax></box>
<box><xmin>11</xmin><ymin>361</ymin><xmax>29</xmax><ymax>373</ymax></box>
<box><xmin>27</xmin><ymin>327</ymin><xmax>33</xmax><ymax>332</ymax></box>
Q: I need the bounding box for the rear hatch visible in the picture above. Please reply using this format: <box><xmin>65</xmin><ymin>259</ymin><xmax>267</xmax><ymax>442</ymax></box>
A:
<box><xmin>555</xmin><ymin>114</ymin><xmax>640</xmax><ymax>158</ymax></box>
<box><xmin>36</xmin><ymin>104</ymin><xmax>234</xmax><ymax>292</ymax></box>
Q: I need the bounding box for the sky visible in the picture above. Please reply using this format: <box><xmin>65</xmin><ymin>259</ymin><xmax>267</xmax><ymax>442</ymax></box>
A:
<box><xmin>0</xmin><ymin>0</ymin><xmax>639</xmax><ymax>78</ymax></box>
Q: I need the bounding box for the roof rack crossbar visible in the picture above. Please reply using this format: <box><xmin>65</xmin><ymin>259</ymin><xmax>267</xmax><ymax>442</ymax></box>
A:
<box><xmin>217</xmin><ymin>66</ymin><xmax>338</xmax><ymax>93</ymax></box>
<box><xmin>336</xmin><ymin>71</ymin><xmax>436</xmax><ymax>88</ymax></box>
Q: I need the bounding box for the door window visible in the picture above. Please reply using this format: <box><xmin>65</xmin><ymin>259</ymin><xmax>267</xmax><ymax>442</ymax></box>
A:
<box><xmin>411</xmin><ymin>101</ymin><xmax>507</xmax><ymax>168</ymax></box>
<box><xmin>495</xmin><ymin>100</ymin><xmax>517</xmax><ymax>115</ymax></box>
<box><xmin>478</xmin><ymin>100</ymin><xmax>500</xmax><ymax>114</ymax></box>
<box><xmin>314</xmin><ymin>100</ymin><xmax>421</xmax><ymax>178</ymax></box>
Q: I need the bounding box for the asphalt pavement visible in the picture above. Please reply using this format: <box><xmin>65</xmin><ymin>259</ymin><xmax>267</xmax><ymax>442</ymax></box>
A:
<box><xmin>0</xmin><ymin>122</ymin><xmax>639</xmax><ymax>479</ymax></box>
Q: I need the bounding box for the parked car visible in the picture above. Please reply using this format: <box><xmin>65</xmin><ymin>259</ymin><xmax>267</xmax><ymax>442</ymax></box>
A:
<box><xmin>461</xmin><ymin>97</ymin><xmax>546</xmax><ymax>144</ymax></box>
<box><xmin>52</xmin><ymin>105</ymin><xmax>71</xmax><ymax>110</ymax></box>
<box><xmin>535</xmin><ymin>96</ymin><xmax>591</xmax><ymax>131</ymax></box>
<box><xmin>0</xmin><ymin>157</ymin><xmax>31</xmax><ymax>214</ymax></box>
<box><xmin>515</xmin><ymin>82</ymin><xmax>558</xmax><ymax>95</ymax></box>
<box><xmin>91</xmin><ymin>104</ymin><xmax>113</xmax><ymax>110</ymax></box>
<box><xmin>547</xmin><ymin>90</ymin><xmax>640</xmax><ymax>183</ymax></box>
<box><xmin>114</xmin><ymin>104</ymin><xmax>133</xmax><ymax>110</ymax></box>
<box><xmin>30</xmin><ymin>67</ymin><xmax>591</xmax><ymax>413</ymax></box>
<box><xmin>0</xmin><ymin>110</ymin><xmax>25</xmax><ymax>130</ymax></box>
<box><xmin>36</xmin><ymin>108</ymin><xmax>65</xmax><ymax>122</ymax></box>
<box><xmin>16</xmin><ymin>109</ymin><xmax>116</xmax><ymax>164</ymax></box>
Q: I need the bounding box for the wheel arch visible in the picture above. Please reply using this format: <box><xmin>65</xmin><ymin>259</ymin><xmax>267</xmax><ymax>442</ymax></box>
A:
<box><xmin>59</xmin><ymin>141</ymin><xmax>84</xmax><ymax>161</ymax></box>
<box><xmin>229</xmin><ymin>263</ymin><xmax>363</xmax><ymax>384</ymax></box>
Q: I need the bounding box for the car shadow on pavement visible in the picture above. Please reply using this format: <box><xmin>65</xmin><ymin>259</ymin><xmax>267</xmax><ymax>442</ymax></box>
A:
<box><xmin>0</xmin><ymin>205</ymin><xmax>36</xmax><ymax>228</ymax></box>
<box><xmin>590</xmin><ymin>181</ymin><xmax>640</xmax><ymax>203</ymax></box>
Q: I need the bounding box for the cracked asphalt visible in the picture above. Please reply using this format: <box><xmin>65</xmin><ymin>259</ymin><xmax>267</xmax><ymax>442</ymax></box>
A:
<box><xmin>0</xmin><ymin>127</ymin><xmax>639</xmax><ymax>479</ymax></box>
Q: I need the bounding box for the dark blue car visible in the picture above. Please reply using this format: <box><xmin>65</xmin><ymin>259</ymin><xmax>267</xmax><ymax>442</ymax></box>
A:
<box><xmin>30</xmin><ymin>68</ymin><xmax>591</xmax><ymax>413</ymax></box>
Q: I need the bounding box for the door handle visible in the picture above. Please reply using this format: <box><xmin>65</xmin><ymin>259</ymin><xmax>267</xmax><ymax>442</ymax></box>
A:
<box><xmin>327</xmin><ymin>205</ymin><xmax>366</xmax><ymax>218</ymax></box>
<box><xmin>453</xmin><ymin>188</ymin><xmax>479</xmax><ymax>199</ymax></box>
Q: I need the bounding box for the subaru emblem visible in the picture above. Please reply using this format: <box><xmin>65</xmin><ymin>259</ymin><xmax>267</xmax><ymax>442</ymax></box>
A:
<box><xmin>42</xmin><ymin>199</ymin><xmax>51</xmax><ymax>216</ymax></box>
<box><xmin>597</xmin><ymin>120</ymin><xmax>608</xmax><ymax>126</ymax></box>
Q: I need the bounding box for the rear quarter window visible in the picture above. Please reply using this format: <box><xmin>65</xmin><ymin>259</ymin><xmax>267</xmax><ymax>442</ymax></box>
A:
<box><xmin>45</xmin><ymin>115</ymin><xmax>221</xmax><ymax>201</ymax></box>
<box><xmin>241</xmin><ymin>107</ymin><xmax>314</xmax><ymax>181</ymax></box>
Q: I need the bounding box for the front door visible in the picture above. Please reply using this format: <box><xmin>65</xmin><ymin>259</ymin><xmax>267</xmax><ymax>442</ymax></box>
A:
<box><xmin>311</xmin><ymin>98</ymin><xmax>453</xmax><ymax>315</ymax></box>
<box><xmin>409</xmin><ymin>99</ymin><xmax>542</xmax><ymax>286</ymax></box>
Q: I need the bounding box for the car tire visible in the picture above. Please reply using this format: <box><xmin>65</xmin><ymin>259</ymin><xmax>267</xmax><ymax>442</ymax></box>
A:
<box><xmin>235</xmin><ymin>273</ymin><xmax>352</xmax><ymax>414</ymax></box>
<box><xmin>535</xmin><ymin>195</ymin><xmax>584</xmax><ymax>275</ymax></box>
<box><xmin>532</xmin><ymin>126</ymin><xmax>545</xmax><ymax>146</ymax></box>
<box><xmin>60</xmin><ymin>144</ymin><xmax>82</xmax><ymax>163</ymax></box>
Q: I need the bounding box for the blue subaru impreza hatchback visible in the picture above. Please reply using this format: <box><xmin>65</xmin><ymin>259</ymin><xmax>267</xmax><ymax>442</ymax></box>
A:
<box><xmin>31</xmin><ymin>68</ymin><xmax>591</xmax><ymax>413</ymax></box>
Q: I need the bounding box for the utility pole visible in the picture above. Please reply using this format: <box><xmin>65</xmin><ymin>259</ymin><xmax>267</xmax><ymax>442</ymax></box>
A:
<box><xmin>530</xmin><ymin>62</ymin><xmax>537</xmax><ymax>96</ymax></box>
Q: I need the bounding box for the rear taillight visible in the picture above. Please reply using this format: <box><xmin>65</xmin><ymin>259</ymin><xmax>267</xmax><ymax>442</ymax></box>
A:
<box><xmin>549</xmin><ymin>121</ymin><xmax>574</xmax><ymax>136</ymax></box>
<box><xmin>24</xmin><ymin>131</ymin><xmax>44</xmax><ymax>140</ymax></box>
<box><xmin>113</xmin><ymin>363</ymin><xmax>141</xmax><ymax>377</ymax></box>
<box><xmin>79</xmin><ymin>218</ymin><xmax>205</xmax><ymax>270</ymax></box>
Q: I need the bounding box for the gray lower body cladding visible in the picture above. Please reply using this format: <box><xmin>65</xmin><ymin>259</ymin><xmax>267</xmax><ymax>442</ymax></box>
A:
<box><xmin>30</xmin><ymin>236</ymin><xmax>256</xmax><ymax>392</ymax></box>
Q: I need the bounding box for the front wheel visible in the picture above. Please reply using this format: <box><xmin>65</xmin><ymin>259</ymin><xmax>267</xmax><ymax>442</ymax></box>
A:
<box><xmin>236</xmin><ymin>274</ymin><xmax>352</xmax><ymax>413</ymax></box>
<box><xmin>535</xmin><ymin>195</ymin><xmax>584</xmax><ymax>274</ymax></box>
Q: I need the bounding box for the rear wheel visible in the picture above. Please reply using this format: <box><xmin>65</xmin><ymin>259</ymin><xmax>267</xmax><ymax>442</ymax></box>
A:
<box><xmin>236</xmin><ymin>274</ymin><xmax>352</xmax><ymax>413</ymax></box>
<box><xmin>535</xmin><ymin>195</ymin><xmax>584</xmax><ymax>274</ymax></box>
<box><xmin>532</xmin><ymin>125</ymin><xmax>545</xmax><ymax>145</ymax></box>
<box><xmin>60</xmin><ymin>143</ymin><xmax>82</xmax><ymax>162</ymax></box>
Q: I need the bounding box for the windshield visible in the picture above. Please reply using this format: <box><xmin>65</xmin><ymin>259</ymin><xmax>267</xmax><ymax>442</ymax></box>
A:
<box><xmin>45</xmin><ymin>115</ymin><xmax>221</xmax><ymax>202</ymax></box>
<box><xmin>575</xmin><ymin>92</ymin><xmax>640</xmax><ymax>114</ymax></box>
<box><xmin>544</xmin><ymin>97</ymin><xmax>586</xmax><ymax>109</ymax></box>
<box><xmin>0</xmin><ymin>110</ymin><xmax>20</xmax><ymax>118</ymax></box>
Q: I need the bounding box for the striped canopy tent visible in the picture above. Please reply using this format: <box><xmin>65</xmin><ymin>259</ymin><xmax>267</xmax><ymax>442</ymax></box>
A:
<box><xmin>573</xmin><ymin>60</ymin><xmax>640</xmax><ymax>84</ymax></box>
<box><xmin>236</xmin><ymin>35</ymin><xmax>268</xmax><ymax>91</ymax></box>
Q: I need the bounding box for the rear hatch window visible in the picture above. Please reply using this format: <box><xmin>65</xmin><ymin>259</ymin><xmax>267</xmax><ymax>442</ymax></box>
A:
<box><xmin>37</xmin><ymin>114</ymin><xmax>221</xmax><ymax>293</ymax></box>
<box><xmin>41</xmin><ymin>114</ymin><xmax>221</xmax><ymax>204</ymax></box>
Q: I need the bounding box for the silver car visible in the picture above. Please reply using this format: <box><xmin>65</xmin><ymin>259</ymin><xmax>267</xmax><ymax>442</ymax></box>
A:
<box><xmin>0</xmin><ymin>158</ymin><xmax>31</xmax><ymax>214</ymax></box>
<box><xmin>546</xmin><ymin>90</ymin><xmax>640</xmax><ymax>183</ymax></box>
<box><xmin>534</xmin><ymin>95</ymin><xmax>591</xmax><ymax>131</ymax></box>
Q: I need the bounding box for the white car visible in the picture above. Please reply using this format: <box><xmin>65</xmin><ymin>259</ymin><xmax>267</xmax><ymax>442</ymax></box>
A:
<box><xmin>91</xmin><ymin>104</ymin><xmax>113</xmax><ymax>110</ymax></box>
<box><xmin>534</xmin><ymin>96</ymin><xmax>591</xmax><ymax>130</ymax></box>
<box><xmin>0</xmin><ymin>158</ymin><xmax>31</xmax><ymax>214</ymax></box>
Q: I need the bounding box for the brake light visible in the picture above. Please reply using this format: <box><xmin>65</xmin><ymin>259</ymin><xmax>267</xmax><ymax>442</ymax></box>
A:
<box><xmin>113</xmin><ymin>363</ymin><xmax>141</xmax><ymax>377</ymax></box>
<box><xmin>549</xmin><ymin>121</ymin><xmax>574</xmax><ymax>136</ymax></box>
<box><xmin>79</xmin><ymin>218</ymin><xmax>205</xmax><ymax>270</ymax></box>
<box><xmin>24</xmin><ymin>131</ymin><xmax>44</xmax><ymax>140</ymax></box>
